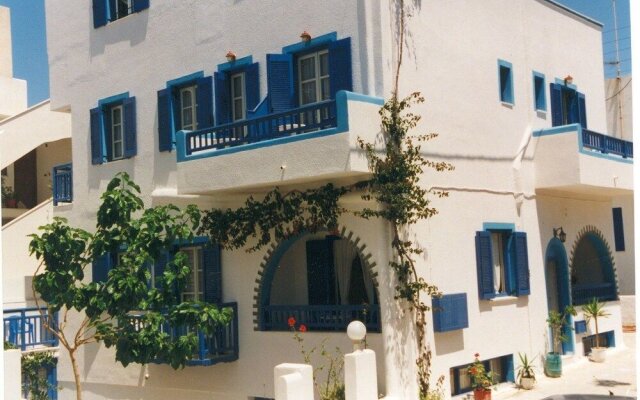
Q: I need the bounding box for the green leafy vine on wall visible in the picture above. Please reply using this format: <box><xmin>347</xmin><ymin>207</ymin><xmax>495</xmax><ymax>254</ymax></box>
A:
<box><xmin>22</xmin><ymin>351</ymin><xmax>57</xmax><ymax>400</ymax></box>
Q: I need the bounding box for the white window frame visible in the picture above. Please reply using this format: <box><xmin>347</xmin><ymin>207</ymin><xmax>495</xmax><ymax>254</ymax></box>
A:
<box><xmin>230</xmin><ymin>72</ymin><xmax>246</xmax><ymax>122</ymax></box>
<box><xmin>179</xmin><ymin>85</ymin><xmax>198</xmax><ymax>131</ymax></box>
<box><xmin>110</xmin><ymin>104</ymin><xmax>124</xmax><ymax>161</ymax></box>
<box><xmin>180</xmin><ymin>246</ymin><xmax>204</xmax><ymax>302</ymax></box>
<box><xmin>297</xmin><ymin>50</ymin><xmax>330</xmax><ymax>106</ymax></box>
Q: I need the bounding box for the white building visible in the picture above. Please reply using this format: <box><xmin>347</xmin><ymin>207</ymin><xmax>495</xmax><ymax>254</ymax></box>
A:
<box><xmin>43</xmin><ymin>1</ymin><xmax>633</xmax><ymax>399</ymax></box>
<box><xmin>1</xmin><ymin>5</ymin><xmax>72</xmax><ymax>399</ymax></box>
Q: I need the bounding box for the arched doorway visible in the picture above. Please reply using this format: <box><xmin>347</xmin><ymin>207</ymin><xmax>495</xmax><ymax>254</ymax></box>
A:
<box><xmin>544</xmin><ymin>237</ymin><xmax>573</xmax><ymax>354</ymax></box>
<box><xmin>254</xmin><ymin>228</ymin><xmax>380</xmax><ymax>332</ymax></box>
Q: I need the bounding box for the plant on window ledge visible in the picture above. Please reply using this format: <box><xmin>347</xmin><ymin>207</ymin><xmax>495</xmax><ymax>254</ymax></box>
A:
<box><xmin>21</xmin><ymin>351</ymin><xmax>57</xmax><ymax>400</ymax></box>
<box><xmin>28</xmin><ymin>172</ymin><xmax>233</xmax><ymax>400</ymax></box>
<box><xmin>1</xmin><ymin>175</ymin><xmax>16</xmax><ymax>208</ymax></box>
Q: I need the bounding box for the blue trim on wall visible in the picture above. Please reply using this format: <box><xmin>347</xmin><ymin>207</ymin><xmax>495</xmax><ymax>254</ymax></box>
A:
<box><xmin>176</xmin><ymin>91</ymin><xmax>384</xmax><ymax>163</ymax></box>
<box><xmin>483</xmin><ymin>222</ymin><xmax>515</xmax><ymax>231</ymax></box>
<box><xmin>532</xmin><ymin>123</ymin><xmax>581</xmax><ymax>137</ymax></box>
<box><xmin>98</xmin><ymin>92</ymin><xmax>130</xmax><ymax>107</ymax></box>
<box><xmin>217</xmin><ymin>56</ymin><xmax>253</xmax><ymax>72</ymax></box>
<box><xmin>282</xmin><ymin>32</ymin><xmax>337</xmax><ymax>54</ymax></box>
<box><xmin>166</xmin><ymin>71</ymin><xmax>205</xmax><ymax>88</ymax></box>
<box><xmin>554</xmin><ymin>77</ymin><xmax>577</xmax><ymax>91</ymax></box>
<box><xmin>532</xmin><ymin>71</ymin><xmax>547</xmax><ymax>111</ymax></box>
<box><xmin>498</xmin><ymin>59</ymin><xmax>514</xmax><ymax>105</ymax></box>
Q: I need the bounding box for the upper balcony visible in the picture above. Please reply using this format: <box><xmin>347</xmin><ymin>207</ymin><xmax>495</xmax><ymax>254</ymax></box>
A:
<box><xmin>175</xmin><ymin>91</ymin><xmax>383</xmax><ymax>195</ymax></box>
<box><xmin>3</xmin><ymin>307</ymin><xmax>58</xmax><ymax>351</ymax></box>
<box><xmin>532</xmin><ymin>124</ymin><xmax>633</xmax><ymax>197</ymax></box>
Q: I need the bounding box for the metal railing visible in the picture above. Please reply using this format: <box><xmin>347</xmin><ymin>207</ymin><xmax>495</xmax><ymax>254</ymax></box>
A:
<box><xmin>261</xmin><ymin>304</ymin><xmax>381</xmax><ymax>332</ymax></box>
<box><xmin>3</xmin><ymin>307</ymin><xmax>58</xmax><ymax>351</ymax></box>
<box><xmin>582</xmin><ymin>129</ymin><xmax>633</xmax><ymax>158</ymax></box>
<box><xmin>52</xmin><ymin>163</ymin><xmax>72</xmax><ymax>205</ymax></box>
<box><xmin>572</xmin><ymin>282</ymin><xmax>618</xmax><ymax>305</ymax></box>
<box><xmin>129</xmin><ymin>302</ymin><xmax>239</xmax><ymax>366</ymax></box>
<box><xmin>185</xmin><ymin>100</ymin><xmax>337</xmax><ymax>155</ymax></box>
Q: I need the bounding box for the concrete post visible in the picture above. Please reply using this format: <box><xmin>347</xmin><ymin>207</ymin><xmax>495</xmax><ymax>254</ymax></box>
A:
<box><xmin>274</xmin><ymin>363</ymin><xmax>314</xmax><ymax>400</ymax></box>
<box><xmin>4</xmin><ymin>349</ymin><xmax>22</xmax><ymax>400</ymax></box>
<box><xmin>345</xmin><ymin>349</ymin><xmax>378</xmax><ymax>400</ymax></box>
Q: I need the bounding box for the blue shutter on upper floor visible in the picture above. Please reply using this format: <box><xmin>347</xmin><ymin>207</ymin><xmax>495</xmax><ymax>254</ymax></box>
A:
<box><xmin>92</xmin><ymin>0</ymin><xmax>108</xmax><ymax>28</ymax></box>
<box><xmin>328</xmin><ymin>38</ymin><xmax>353</xmax><ymax>98</ymax></box>
<box><xmin>132</xmin><ymin>0</ymin><xmax>150</xmax><ymax>13</ymax></box>
<box><xmin>92</xmin><ymin>253</ymin><xmax>113</xmax><ymax>283</ymax></box>
<box><xmin>214</xmin><ymin>72</ymin><xmax>231</xmax><ymax>125</ymax></box>
<box><xmin>203</xmin><ymin>246</ymin><xmax>222</xmax><ymax>303</ymax></box>
<box><xmin>475</xmin><ymin>231</ymin><xmax>495</xmax><ymax>300</ymax></box>
<box><xmin>196</xmin><ymin>76</ymin><xmax>214</xmax><ymax>129</ymax></box>
<box><xmin>123</xmin><ymin>97</ymin><xmax>137</xmax><ymax>158</ymax></box>
<box><xmin>577</xmin><ymin>92</ymin><xmax>587</xmax><ymax>129</ymax></box>
<box><xmin>513</xmin><ymin>232</ymin><xmax>531</xmax><ymax>296</ymax></box>
<box><xmin>90</xmin><ymin>107</ymin><xmax>104</xmax><ymax>165</ymax></box>
<box><xmin>267</xmin><ymin>53</ymin><xmax>294</xmax><ymax>113</ymax></box>
<box><xmin>612</xmin><ymin>207</ymin><xmax>625</xmax><ymax>251</ymax></box>
<box><xmin>550</xmin><ymin>83</ymin><xmax>562</xmax><ymax>127</ymax></box>
<box><xmin>157</xmin><ymin>88</ymin><xmax>173</xmax><ymax>152</ymax></box>
<box><xmin>432</xmin><ymin>293</ymin><xmax>468</xmax><ymax>332</ymax></box>
<box><xmin>245</xmin><ymin>63</ymin><xmax>260</xmax><ymax>112</ymax></box>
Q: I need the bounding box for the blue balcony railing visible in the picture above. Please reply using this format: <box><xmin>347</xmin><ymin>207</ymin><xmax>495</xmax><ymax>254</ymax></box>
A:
<box><xmin>130</xmin><ymin>302</ymin><xmax>239</xmax><ymax>366</ymax></box>
<box><xmin>185</xmin><ymin>100</ymin><xmax>337</xmax><ymax>156</ymax></box>
<box><xmin>3</xmin><ymin>308</ymin><xmax>58</xmax><ymax>351</ymax></box>
<box><xmin>261</xmin><ymin>304</ymin><xmax>381</xmax><ymax>332</ymax></box>
<box><xmin>582</xmin><ymin>129</ymin><xmax>633</xmax><ymax>158</ymax></box>
<box><xmin>52</xmin><ymin>163</ymin><xmax>73</xmax><ymax>206</ymax></box>
<box><xmin>572</xmin><ymin>283</ymin><xmax>618</xmax><ymax>305</ymax></box>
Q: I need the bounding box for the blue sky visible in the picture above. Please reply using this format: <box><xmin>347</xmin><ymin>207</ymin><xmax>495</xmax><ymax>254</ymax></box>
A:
<box><xmin>0</xmin><ymin>0</ymin><xmax>632</xmax><ymax>106</ymax></box>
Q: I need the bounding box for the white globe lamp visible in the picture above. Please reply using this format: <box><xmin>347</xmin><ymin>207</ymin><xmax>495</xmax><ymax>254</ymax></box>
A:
<box><xmin>347</xmin><ymin>320</ymin><xmax>367</xmax><ymax>351</ymax></box>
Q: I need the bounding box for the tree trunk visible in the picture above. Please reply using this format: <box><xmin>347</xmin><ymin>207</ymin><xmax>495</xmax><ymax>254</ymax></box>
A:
<box><xmin>69</xmin><ymin>349</ymin><xmax>83</xmax><ymax>400</ymax></box>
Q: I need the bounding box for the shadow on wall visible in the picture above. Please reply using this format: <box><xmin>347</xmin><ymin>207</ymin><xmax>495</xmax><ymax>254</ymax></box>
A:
<box><xmin>433</xmin><ymin>329</ymin><xmax>464</xmax><ymax>356</ymax></box>
<box><xmin>89</xmin><ymin>7</ymin><xmax>149</xmax><ymax>58</ymax></box>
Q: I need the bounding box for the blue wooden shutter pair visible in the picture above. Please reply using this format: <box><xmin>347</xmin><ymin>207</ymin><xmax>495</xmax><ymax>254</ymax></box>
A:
<box><xmin>475</xmin><ymin>231</ymin><xmax>530</xmax><ymax>298</ymax></box>
<box><xmin>475</xmin><ymin>231</ymin><xmax>495</xmax><ymax>300</ymax></box>
<box><xmin>432</xmin><ymin>293</ymin><xmax>468</xmax><ymax>332</ymax></box>
<box><xmin>90</xmin><ymin>98</ymin><xmax>137</xmax><ymax>162</ymax></box>
<box><xmin>550</xmin><ymin>83</ymin><xmax>562</xmax><ymax>127</ymax></box>
<box><xmin>513</xmin><ymin>232</ymin><xmax>530</xmax><ymax>296</ymax></box>
<box><xmin>92</xmin><ymin>253</ymin><xmax>114</xmax><ymax>283</ymax></box>
<box><xmin>612</xmin><ymin>207</ymin><xmax>625</xmax><ymax>251</ymax></box>
<box><xmin>203</xmin><ymin>245</ymin><xmax>223</xmax><ymax>303</ymax></box>
<box><xmin>306</xmin><ymin>239</ymin><xmax>337</xmax><ymax>305</ymax></box>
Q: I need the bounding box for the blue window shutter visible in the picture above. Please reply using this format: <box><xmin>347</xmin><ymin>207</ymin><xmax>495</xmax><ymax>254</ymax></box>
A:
<box><xmin>132</xmin><ymin>0</ymin><xmax>150</xmax><ymax>12</ymax></box>
<box><xmin>475</xmin><ymin>231</ymin><xmax>495</xmax><ymax>299</ymax></box>
<box><xmin>612</xmin><ymin>207</ymin><xmax>625</xmax><ymax>251</ymax></box>
<box><xmin>196</xmin><ymin>76</ymin><xmax>214</xmax><ymax>129</ymax></box>
<box><xmin>245</xmin><ymin>62</ymin><xmax>260</xmax><ymax>112</ymax></box>
<box><xmin>203</xmin><ymin>245</ymin><xmax>222</xmax><ymax>303</ymax></box>
<box><xmin>214</xmin><ymin>72</ymin><xmax>231</xmax><ymax>125</ymax></box>
<box><xmin>502</xmin><ymin>355</ymin><xmax>515</xmax><ymax>382</ymax></box>
<box><xmin>92</xmin><ymin>0</ymin><xmax>108</xmax><ymax>28</ymax></box>
<box><xmin>157</xmin><ymin>88</ymin><xmax>173</xmax><ymax>152</ymax></box>
<box><xmin>108</xmin><ymin>0</ymin><xmax>116</xmax><ymax>20</ymax></box>
<box><xmin>432</xmin><ymin>293</ymin><xmax>468</xmax><ymax>332</ymax></box>
<box><xmin>123</xmin><ymin>97</ymin><xmax>137</xmax><ymax>158</ymax></box>
<box><xmin>328</xmin><ymin>37</ymin><xmax>353</xmax><ymax>98</ymax></box>
<box><xmin>513</xmin><ymin>232</ymin><xmax>531</xmax><ymax>296</ymax></box>
<box><xmin>267</xmin><ymin>53</ymin><xmax>294</xmax><ymax>113</ymax></box>
<box><xmin>46</xmin><ymin>364</ymin><xmax>57</xmax><ymax>400</ymax></box>
<box><xmin>577</xmin><ymin>92</ymin><xmax>587</xmax><ymax>129</ymax></box>
<box><xmin>550</xmin><ymin>83</ymin><xmax>562</xmax><ymax>126</ymax></box>
<box><xmin>90</xmin><ymin>107</ymin><xmax>104</xmax><ymax>165</ymax></box>
<box><xmin>92</xmin><ymin>253</ymin><xmax>113</xmax><ymax>283</ymax></box>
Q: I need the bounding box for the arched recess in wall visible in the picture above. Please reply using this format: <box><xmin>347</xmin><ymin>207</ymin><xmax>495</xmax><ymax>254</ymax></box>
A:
<box><xmin>252</xmin><ymin>226</ymin><xmax>381</xmax><ymax>332</ymax></box>
<box><xmin>569</xmin><ymin>225</ymin><xmax>619</xmax><ymax>306</ymax></box>
<box><xmin>544</xmin><ymin>237</ymin><xmax>573</xmax><ymax>354</ymax></box>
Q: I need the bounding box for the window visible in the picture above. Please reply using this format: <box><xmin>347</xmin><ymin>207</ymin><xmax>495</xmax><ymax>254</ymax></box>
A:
<box><xmin>92</xmin><ymin>0</ymin><xmax>149</xmax><ymax>28</ymax></box>
<box><xmin>180</xmin><ymin>247</ymin><xmax>204</xmax><ymax>302</ymax></box>
<box><xmin>214</xmin><ymin>59</ymin><xmax>259</xmax><ymax>126</ymax></box>
<box><xmin>533</xmin><ymin>72</ymin><xmax>546</xmax><ymax>111</ymax></box>
<box><xmin>475</xmin><ymin>226</ymin><xmax>530</xmax><ymax>299</ymax></box>
<box><xmin>157</xmin><ymin>74</ymin><xmax>213</xmax><ymax>152</ymax></box>
<box><xmin>230</xmin><ymin>73</ymin><xmax>246</xmax><ymax>122</ymax></box>
<box><xmin>550</xmin><ymin>82</ymin><xmax>587</xmax><ymax>128</ymax></box>
<box><xmin>267</xmin><ymin>34</ymin><xmax>352</xmax><ymax>114</ymax></box>
<box><xmin>498</xmin><ymin>60</ymin><xmax>514</xmax><ymax>104</ymax></box>
<box><xmin>612</xmin><ymin>208</ymin><xmax>625</xmax><ymax>251</ymax></box>
<box><xmin>90</xmin><ymin>94</ymin><xmax>137</xmax><ymax>165</ymax></box>
<box><xmin>450</xmin><ymin>355</ymin><xmax>513</xmax><ymax>395</ymax></box>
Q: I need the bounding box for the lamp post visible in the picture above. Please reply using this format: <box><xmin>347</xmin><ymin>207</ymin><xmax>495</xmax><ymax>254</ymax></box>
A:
<box><xmin>347</xmin><ymin>320</ymin><xmax>367</xmax><ymax>351</ymax></box>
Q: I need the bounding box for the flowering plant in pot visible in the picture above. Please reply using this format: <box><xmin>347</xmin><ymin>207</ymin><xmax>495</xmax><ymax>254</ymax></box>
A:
<box><xmin>466</xmin><ymin>353</ymin><xmax>494</xmax><ymax>400</ymax></box>
<box><xmin>516</xmin><ymin>353</ymin><xmax>536</xmax><ymax>390</ymax></box>
<box><xmin>545</xmin><ymin>305</ymin><xmax>576</xmax><ymax>377</ymax></box>
<box><xmin>582</xmin><ymin>298</ymin><xmax>610</xmax><ymax>363</ymax></box>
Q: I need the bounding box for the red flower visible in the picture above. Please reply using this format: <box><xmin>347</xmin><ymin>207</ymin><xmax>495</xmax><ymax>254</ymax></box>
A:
<box><xmin>299</xmin><ymin>324</ymin><xmax>307</xmax><ymax>333</ymax></box>
<box><xmin>288</xmin><ymin>317</ymin><xmax>296</xmax><ymax>328</ymax></box>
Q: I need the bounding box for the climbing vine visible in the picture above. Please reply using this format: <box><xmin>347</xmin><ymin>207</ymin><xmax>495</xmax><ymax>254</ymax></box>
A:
<box><xmin>22</xmin><ymin>351</ymin><xmax>57</xmax><ymax>400</ymax></box>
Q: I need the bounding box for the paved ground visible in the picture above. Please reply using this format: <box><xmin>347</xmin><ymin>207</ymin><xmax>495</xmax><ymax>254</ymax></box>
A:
<box><xmin>491</xmin><ymin>332</ymin><xmax>637</xmax><ymax>400</ymax></box>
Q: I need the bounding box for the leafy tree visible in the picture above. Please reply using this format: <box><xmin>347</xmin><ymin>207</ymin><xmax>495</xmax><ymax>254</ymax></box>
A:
<box><xmin>29</xmin><ymin>173</ymin><xmax>232</xmax><ymax>400</ymax></box>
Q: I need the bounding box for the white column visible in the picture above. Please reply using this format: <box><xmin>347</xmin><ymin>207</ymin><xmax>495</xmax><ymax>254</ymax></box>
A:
<box><xmin>3</xmin><ymin>349</ymin><xmax>22</xmax><ymax>400</ymax></box>
<box><xmin>274</xmin><ymin>363</ymin><xmax>314</xmax><ymax>400</ymax></box>
<box><xmin>345</xmin><ymin>349</ymin><xmax>378</xmax><ymax>400</ymax></box>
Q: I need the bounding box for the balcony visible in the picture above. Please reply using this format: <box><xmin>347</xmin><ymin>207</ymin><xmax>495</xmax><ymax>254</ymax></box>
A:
<box><xmin>261</xmin><ymin>304</ymin><xmax>381</xmax><ymax>332</ymax></box>
<box><xmin>175</xmin><ymin>91</ymin><xmax>384</xmax><ymax>195</ymax></box>
<box><xmin>532</xmin><ymin>124</ymin><xmax>633</xmax><ymax>197</ymax></box>
<box><xmin>3</xmin><ymin>307</ymin><xmax>58</xmax><ymax>351</ymax></box>
<box><xmin>131</xmin><ymin>302</ymin><xmax>239</xmax><ymax>367</ymax></box>
<box><xmin>52</xmin><ymin>163</ymin><xmax>72</xmax><ymax>205</ymax></box>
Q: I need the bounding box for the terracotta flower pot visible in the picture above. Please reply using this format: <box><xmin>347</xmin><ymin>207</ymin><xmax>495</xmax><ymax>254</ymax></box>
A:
<box><xmin>473</xmin><ymin>388</ymin><xmax>492</xmax><ymax>400</ymax></box>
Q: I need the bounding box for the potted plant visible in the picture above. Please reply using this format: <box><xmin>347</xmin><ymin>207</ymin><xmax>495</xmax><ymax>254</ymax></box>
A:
<box><xmin>582</xmin><ymin>298</ymin><xmax>611</xmax><ymax>363</ymax></box>
<box><xmin>1</xmin><ymin>177</ymin><xmax>17</xmax><ymax>208</ymax></box>
<box><xmin>545</xmin><ymin>305</ymin><xmax>576</xmax><ymax>377</ymax></box>
<box><xmin>516</xmin><ymin>353</ymin><xmax>536</xmax><ymax>390</ymax></box>
<box><xmin>466</xmin><ymin>353</ymin><xmax>494</xmax><ymax>400</ymax></box>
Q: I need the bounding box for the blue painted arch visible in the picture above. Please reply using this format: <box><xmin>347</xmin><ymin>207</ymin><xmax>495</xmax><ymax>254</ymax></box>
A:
<box><xmin>544</xmin><ymin>237</ymin><xmax>574</xmax><ymax>354</ymax></box>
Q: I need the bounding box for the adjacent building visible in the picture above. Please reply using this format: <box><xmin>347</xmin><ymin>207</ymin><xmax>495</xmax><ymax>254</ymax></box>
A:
<box><xmin>41</xmin><ymin>1</ymin><xmax>633</xmax><ymax>399</ymax></box>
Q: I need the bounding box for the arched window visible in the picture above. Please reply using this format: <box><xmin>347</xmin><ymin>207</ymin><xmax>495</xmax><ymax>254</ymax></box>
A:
<box><xmin>570</xmin><ymin>227</ymin><xmax>618</xmax><ymax>305</ymax></box>
<box><xmin>259</xmin><ymin>230</ymin><xmax>380</xmax><ymax>332</ymax></box>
